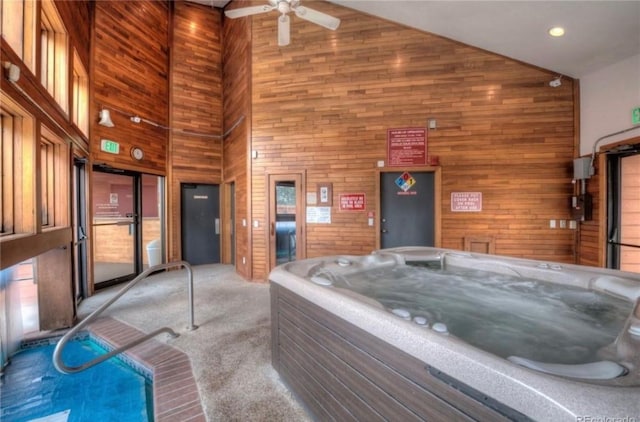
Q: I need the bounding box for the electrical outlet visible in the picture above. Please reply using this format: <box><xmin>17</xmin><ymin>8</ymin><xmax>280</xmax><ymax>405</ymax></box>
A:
<box><xmin>549</xmin><ymin>219</ymin><xmax>556</xmax><ymax>229</ymax></box>
<box><xmin>559</xmin><ymin>220</ymin><xmax>567</xmax><ymax>229</ymax></box>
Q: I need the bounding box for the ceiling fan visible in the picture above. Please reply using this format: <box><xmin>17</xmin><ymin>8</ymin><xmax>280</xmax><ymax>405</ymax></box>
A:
<box><xmin>224</xmin><ymin>0</ymin><xmax>340</xmax><ymax>47</ymax></box>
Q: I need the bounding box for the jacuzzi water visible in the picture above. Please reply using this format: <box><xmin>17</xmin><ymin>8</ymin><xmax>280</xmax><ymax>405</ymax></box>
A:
<box><xmin>274</xmin><ymin>247</ymin><xmax>640</xmax><ymax>420</ymax></box>
<box><xmin>328</xmin><ymin>264</ymin><xmax>633</xmax><ymax>365</ymax></box>
<box><xmin>0</xmin><ymin>337</ymin><xmax>152</xmax><ymax>422</ymax></box>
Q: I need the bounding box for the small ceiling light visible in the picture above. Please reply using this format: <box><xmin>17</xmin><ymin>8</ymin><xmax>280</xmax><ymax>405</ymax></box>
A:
<box><xmin>98</xmin><ymin>109</ymin><xmax>114</xmax><ymax>127</ymax></box>
<box><xmin>549</xmin><ymin>27</ymin><xmax>565</xmax><ymax>37</ymax></box>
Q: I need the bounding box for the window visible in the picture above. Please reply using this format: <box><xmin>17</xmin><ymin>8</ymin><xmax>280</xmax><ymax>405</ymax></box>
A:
<box><xmin>1</xmin><ymin>0</ymin><xmax>36</xmax><ymax>73</ymax></box>
<box><xmin>0</xmin><ymin>98</ymin><xmax>35</xmax><ymax>237</ymax></box>
<box><xmin>40</xmin><ymin>140</ymin><xmax>54</xmax><ymax>226</ymax></box>
<box><xmin>72</xmin><ymin>50</ymin><xmax>89</xmax><ymax>136</ymax></box>
<box><xmin>40</xmin><ymin>0</ymin><xmax>68</xmax><ymax>114</ymax></box>
<box><xmin>40</xmin><ymin>127</ymin><xmax>69</xmax><ymax>228</ymax></box>
<box><xmin>1</xmin><ymin>113</ymin><xmax>16</xmax><ymax>235</ymax></box>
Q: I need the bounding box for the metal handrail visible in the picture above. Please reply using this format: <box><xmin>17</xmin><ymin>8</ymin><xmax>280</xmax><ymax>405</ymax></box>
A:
<box><xmin>53</xmin><ymin>261</ymin><xmax>197</xmax><ymax>374</ymax></box>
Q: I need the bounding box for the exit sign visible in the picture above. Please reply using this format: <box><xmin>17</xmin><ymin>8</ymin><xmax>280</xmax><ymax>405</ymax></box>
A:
<box><xmin>100</xmin><ymin>139</ymin><xmax>120</xmax><ymax>154</ymax></box>
<box><xmin>633</xmin><ymin>107</ymin><xmax>640</xmax><ymax>125</ymax></box>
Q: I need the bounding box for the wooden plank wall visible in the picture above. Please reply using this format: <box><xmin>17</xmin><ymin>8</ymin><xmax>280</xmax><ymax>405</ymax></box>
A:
<box><xmin>249</xmin><ymin>2</ymin><xmax>577</xmax><ymax>280</ymax></box>
<box><xmin>167</xmin><ymin>2</ymin><xmax>224</xmax><ymax>262</ymax></box>
<box><xmin>577</xmin><ymin>156</ymin><xmax>603</xmax><ymax>267</ymax></box>
<box><xmin>55</xmin><ymin>0</ymin><xmax>91</xmax><ymax>71</ymax></box>
<box><xmin>222</xmin><ymin>4</ymin><xmax>252</xmax><ymax>278</ymax></box>
<box><xmin>92</xmin><ymin>1</ymin><xmax>170</xmax><ymax>173</ymax></box>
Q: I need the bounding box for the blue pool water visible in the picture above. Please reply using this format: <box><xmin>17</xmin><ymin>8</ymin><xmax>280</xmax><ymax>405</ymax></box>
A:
<box><xmin>0</xmin><ymin>338</ymin><xmax>152</xmax><ymax>422</ymax></box>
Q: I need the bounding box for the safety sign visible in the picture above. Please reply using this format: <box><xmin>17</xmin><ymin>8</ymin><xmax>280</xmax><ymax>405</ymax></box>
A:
<box><xmin>395</xmin><ymin>172</ymin><xmax>416</xmax><ymax>192</ymax></box>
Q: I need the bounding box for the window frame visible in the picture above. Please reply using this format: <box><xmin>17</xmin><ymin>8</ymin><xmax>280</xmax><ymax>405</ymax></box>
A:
<box><xmin>0</xmin><ymin>98</ymin><xmax>36</xmax><ymax>238</ymax></box>
<box><xmin>40</xmin><ymin>0</ymin><xmax>69</xmax><ymax>115</ymax></box>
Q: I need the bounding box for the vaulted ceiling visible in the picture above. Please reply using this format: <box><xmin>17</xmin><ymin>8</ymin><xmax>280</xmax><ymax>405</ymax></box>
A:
<box><xmin>188</xmin><ymin>0</ymin><xmax>640</xmax><ymax>78</ymax></box>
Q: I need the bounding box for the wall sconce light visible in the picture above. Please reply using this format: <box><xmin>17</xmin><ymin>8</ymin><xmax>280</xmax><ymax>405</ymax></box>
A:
<box><xmin>2</xmin><ymin>62</ymin><xmax>20</xmax><ymax>82</ymax></box>
<box><xmin>98</xmin><ymin>109</ymin><xmax>114</xmax><ymax>127</ymax></box>
<box><xmin>549</xmin><ymin>76</ymin><xmax>562</xmax><ymax>88</ymax></box>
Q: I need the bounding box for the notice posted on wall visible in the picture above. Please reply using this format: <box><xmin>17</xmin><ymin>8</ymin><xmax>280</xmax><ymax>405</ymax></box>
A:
<box><xmin>451</xmin><ymin>192</ymin><xmax>482</xmax><ymax>212</ymax></box>
<box><xmin>339</xmin><ymin>193</ymin><xmax>366</xmax><ymax>211</ymax></box>
<box><xmin>307</xmin><ymin>207</ymin><xmax>331</xmax><ymax>224</ymax></box>
<box><xmin>387</xmin><ymin>127</ymin><xmax>427</xmax><ymax>166</ymax></box>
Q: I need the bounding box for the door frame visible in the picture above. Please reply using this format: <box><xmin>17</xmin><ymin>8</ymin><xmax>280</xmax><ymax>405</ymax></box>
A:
<box><xmin>266</xmin><ymin>171</ymin><xmax>306</xmax><ymax>272</ymax></box>
<box><xmin>605</xmin><ymin>147</ymin><xmax>640</xmax><ymax>270</ymax></box>
<box><xmin>375</xmin><ymin>167</ymin><xmax>442</xmax><ymax>249</ymax></box>
<box><xmin>597</xmin><ymin>136</ymin><xmax>640</xmax><ymax>267</ymax></box>
<box><xmin>221</xmin><ymin>181</ymin><xmax>235</xmax><ymax>265</ymax></box>
<box><xmin>72</xmin><ymin>156</ymin><xmax>88</xmax><ymax>303</ymax></box>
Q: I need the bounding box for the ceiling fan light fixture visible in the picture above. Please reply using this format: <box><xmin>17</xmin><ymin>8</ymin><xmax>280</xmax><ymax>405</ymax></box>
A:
<box><xmin>548</xmin><ymin>26</ymin><xmax>565</xmax><ymax>37</ymax></box>
<box><xmin>225</xmin><ymin>0</ymin><xmax>340</xmax><ymax>45</ymax></box>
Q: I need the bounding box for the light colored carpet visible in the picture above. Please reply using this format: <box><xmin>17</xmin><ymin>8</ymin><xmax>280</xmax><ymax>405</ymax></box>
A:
<box><xmin>78</xmin><ymin>264</ymin><xmax>311</xmax><ymax>422</ymax></box>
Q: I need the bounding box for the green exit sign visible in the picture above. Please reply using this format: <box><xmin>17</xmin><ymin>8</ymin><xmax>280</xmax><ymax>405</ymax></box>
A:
<box><xmin>633</xmin><ymin>107</ymin><xmax>640</xmax><ymax>125</ymax></box>
<box><xmin>100</xmin><ymin>139</ymin><xmax>120</xmax><ymax>154</ymax></box>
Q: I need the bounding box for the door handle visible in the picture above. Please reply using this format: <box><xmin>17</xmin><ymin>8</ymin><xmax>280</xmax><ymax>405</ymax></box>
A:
<box><xmin>381</xmin><ymin>229</ymin><xmax>388</xmax><ymax>233</ymax></box>
<box><xmin>215</xmin><ymin>218</ymin><xmax>220</xmax><ymax>235</ymax></box>
<box><xmin>270</xmin><ymin>222</ymin><xmax>275</xmax><ymax>236</ymax></box>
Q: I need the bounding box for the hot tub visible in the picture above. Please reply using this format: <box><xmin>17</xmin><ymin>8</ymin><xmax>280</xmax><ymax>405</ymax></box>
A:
<box><xmin>269</xmin><ymin>247</ymin><xmax>640</xmax><ymax>421</ymax></box>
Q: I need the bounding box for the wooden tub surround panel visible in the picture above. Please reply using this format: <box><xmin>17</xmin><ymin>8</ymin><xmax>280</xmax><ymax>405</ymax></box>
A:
<box><xmin>271</xmin><ymin>283</ymin><xmax>520</xmax><ymax>421</ymax></box>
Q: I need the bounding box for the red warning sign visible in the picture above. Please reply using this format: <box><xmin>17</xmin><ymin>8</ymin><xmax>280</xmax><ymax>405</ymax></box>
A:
<box><xmin>387</xmin><ymin>128</ymin><xmax>427</xmax><ymax>166</ymax></box>
<box><xmin>339</xmin><ymin>193</ymin><xmax>366</xmax><ymax>211</ymax></box>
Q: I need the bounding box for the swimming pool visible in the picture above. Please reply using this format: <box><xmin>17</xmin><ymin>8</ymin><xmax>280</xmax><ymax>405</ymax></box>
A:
<box><xmin>0</xmin><ymin>336</ymin><xmax>152</xmax><ymax>422</ymax></box>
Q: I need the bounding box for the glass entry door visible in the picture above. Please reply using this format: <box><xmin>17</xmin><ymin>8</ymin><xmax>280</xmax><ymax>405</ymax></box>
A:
<box><xmin>608</xmin><ymin>152</ymin><xmax>640</xmax><ymax>273</ymax></box>
<box><xmin>92</xmin><ymin>170</ymin><xmax>137</xmax><ymax>286</ymax></box>
<box><xmin>268</xmin><ymin>174</ymin><xmax>305</xmax><ymax>270</ymax></box>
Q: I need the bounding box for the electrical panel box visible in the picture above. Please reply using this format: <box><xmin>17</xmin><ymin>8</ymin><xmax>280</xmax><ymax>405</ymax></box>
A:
<box><xmin>573</xmin><ymin>157</ymin><xmax>592</xmax><ymax>180</ymax></box>
<box><xmin>571</xmin><ymin>194</ymin><xmax>593</xmax><ymax>221</ymax></box>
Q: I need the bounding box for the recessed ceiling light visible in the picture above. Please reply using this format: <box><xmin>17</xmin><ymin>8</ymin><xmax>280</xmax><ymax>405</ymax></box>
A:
<box><xmin>549</xmin><ymin>27</ymin><xmax>565</xmax><ymax>37</ymax></box>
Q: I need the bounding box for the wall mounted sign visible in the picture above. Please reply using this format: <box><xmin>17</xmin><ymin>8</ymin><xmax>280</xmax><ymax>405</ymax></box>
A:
<box><xmin>633</xmin><ymin>106</ymin><xmax>640</xmax><ymax>125</ymax></box>
<box><xmin>100</xmin><ymin>139</ymin><xmax>120</xmax><ymax>154</ymax></box>
<box><xmin>396</xmin><ymin>171</ymin><xmax>418</xmax><ymax>195</ymax></box>
<box><xmin>387</xmin><ymin>128</ymin><xmax>427</xmax><ymax>166</ymax></box>
<box><xmin>317</xmin><ymin>183</ymin><xmax>333</xmax><ymax>206</ymax></box>
<box><xmin>339</xmin><ymin>193</ymin><xmax>366</xmax><ymax>211</ymax></box>
<box><xmin>451</xmin><ymin>192</ymin><xmax>483</xmax><ymax>212</ymax></box>
<box><xmin>307</xmin><ymin>207</ymin><xmax>331</xmax><ymax>223</ymax></box>
<box><xmin>307</xmin><ymin>192</ymin><xmax>317</xmax><ymax>205</ymax></box>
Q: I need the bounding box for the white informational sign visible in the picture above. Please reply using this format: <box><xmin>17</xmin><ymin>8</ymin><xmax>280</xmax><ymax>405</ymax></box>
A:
<box><xmin>306</xmin><ymin>207</ymin><xmax>331</xmax><ymax>224</ymax></box>
<box><xmin>307</xmin><ymin>192</ymin><xmax>317</xmax><ymax>205</ymax></box>
<box><xmin>451</xmin><ymin>192</ymin><xmax>482</xmax><ymax>212</ymax></box>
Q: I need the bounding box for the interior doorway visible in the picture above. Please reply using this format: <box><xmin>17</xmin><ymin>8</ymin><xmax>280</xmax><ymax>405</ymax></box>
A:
<box><xmin>607</xmin><ymin>150</ymin><xmax>640</xmax><ymax>273</ymax></box>
<box><xmin>73</xmin><ymin>158</ymin><xmax>88</xmax><ymax>302</ymax></box>
<box><xmin>181</xmin><ymin>183</ymin><xmax>220</xmax><ymax>265</ymax></box>
<box><xmin>268</xmin><ymin>173</ymin><xmax>305</xmax><ymax>271</ymax></box>
<box><xmin>91</xmin><ymin>167</ymin><xmax>165</xmax><ymax>288</ymax></box>
<box><xmin>378</xmin><ymin>169</ymin><xmax>440</xmax><ymax>249</ymax></box>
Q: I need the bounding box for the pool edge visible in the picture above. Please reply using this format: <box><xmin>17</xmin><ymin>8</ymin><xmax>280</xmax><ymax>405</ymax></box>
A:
<box><xmin>85</xmin><ymin>317</ymin><xmax>206</xmax><ymax>422</ymax></box>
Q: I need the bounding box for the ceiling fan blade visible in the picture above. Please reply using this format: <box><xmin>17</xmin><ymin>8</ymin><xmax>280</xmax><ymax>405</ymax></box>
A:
<box><xmin>278</xmin><ymin>14</ymin><xmax>291</xmax><ymax>47</ymax></box>
<box><xmin>294</xmin><ymin>6</ymin><xmax>340</xmax><ymax>30</ymax></box>
<box><xmin>225</xmin><ymin>5</ymin><xmax>274</xmax><ymax>19</ymax></box>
